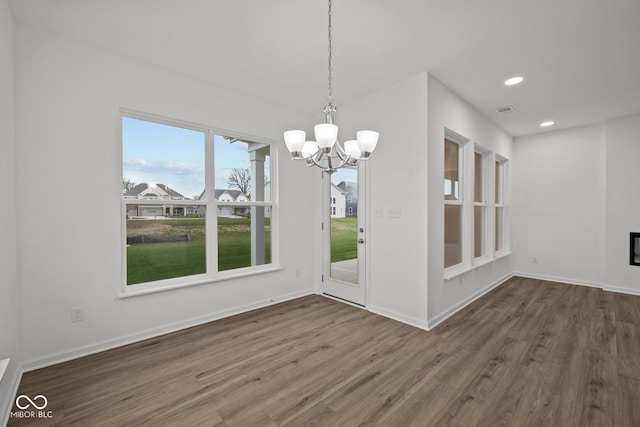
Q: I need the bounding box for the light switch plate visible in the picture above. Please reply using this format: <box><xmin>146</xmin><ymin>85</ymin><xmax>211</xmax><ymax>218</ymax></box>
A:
<box><xmin>388</xmin><ymin>208</ymin><xmax>401</xmax><ymax>218</ymax></box>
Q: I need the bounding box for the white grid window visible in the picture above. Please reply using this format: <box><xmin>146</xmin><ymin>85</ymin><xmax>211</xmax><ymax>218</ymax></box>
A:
<box><xmin>121</xmin><ymin>111</ymin><xmax>277</xmax><ymax>295</ymax></box>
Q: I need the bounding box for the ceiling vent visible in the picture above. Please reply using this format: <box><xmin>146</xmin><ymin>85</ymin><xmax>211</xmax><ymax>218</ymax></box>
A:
<box><xmin>495</xmin><ymin>105</ymin><xmax>516</xmax><ymax>114</ymax></box>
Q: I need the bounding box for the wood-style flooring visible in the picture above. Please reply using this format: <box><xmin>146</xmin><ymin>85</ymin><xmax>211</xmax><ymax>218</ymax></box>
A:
<box><xmin>8</xmin><ymin>276</ymin><xmax>640</xmax><ymax>426</ymax></box>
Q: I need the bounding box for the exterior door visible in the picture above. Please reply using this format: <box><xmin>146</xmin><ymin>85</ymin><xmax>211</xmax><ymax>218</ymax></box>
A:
<box><xmin>322</xmin><ymin>164</ymin><xmax>366</xmax><ymax>306</ymax></box>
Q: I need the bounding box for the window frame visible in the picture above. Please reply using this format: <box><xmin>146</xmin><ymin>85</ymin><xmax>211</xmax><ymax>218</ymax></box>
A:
<box><xmin>444</xmin><ymin>129</ymin><xmax>468</xmax><ymax>272</ymax></box>
<box><xmin>444</xmin><ymin>128</ymin><xmax>510</xmax><ymax>281</ymax></box>
<box><xmin>119</xmin><ymin>109</ymin><xmax>280</xmax><ymax>297</ymax></box>
<box><xmin>473</xmin><ymin>145</ymin><xmax>490</xmax><ymax>264</ymax></box>
<box><xmin>494</xmin><ymin>155</ymin><xmax>509</xmax><ymax>256</ymax></box>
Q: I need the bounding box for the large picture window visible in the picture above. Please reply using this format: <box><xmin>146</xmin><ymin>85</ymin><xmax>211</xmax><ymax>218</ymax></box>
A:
<box><xmin>121</xmin><ymin>112</ymin><xmax>276</xmax><ymax>293</ymax></box>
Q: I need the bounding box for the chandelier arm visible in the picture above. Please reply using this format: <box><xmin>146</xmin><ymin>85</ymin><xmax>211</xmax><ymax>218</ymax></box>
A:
<box><xmin>332</xmin><ymin>157</ymin><xmax>350</xmax><ymax>170</ymax></box>
<box><xmin>329</xmin><ymin>145</ymin><xmax>351</xmax><ymax>169</ymax></box>
<box><xmin>334</xmin><ymin>141</ymin><xmax>348</xmax><ymax>161</ymax></box>
<box><xmin>307</xmin><ymin>150</ymin><xmax>325</xmax><ymax>168</ymax></box>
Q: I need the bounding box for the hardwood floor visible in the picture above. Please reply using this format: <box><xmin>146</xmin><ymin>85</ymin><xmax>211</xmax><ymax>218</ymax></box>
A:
<box><xmin>8</xmin><ymin>276</ymin><xmax>640</xmax><ymax>426</ymax></box>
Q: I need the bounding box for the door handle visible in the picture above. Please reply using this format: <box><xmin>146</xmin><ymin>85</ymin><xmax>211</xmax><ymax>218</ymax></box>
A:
<box><xmin>358</xmin><ymin>239</ymin><xmax>365</xmax><ymax>244</ymax></box>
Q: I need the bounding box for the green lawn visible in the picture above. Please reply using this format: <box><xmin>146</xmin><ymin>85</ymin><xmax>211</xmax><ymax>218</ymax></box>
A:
<box><xmin>330</xmin><ymin>217</ymin><xmax>357</xmax><ymax>263</ymax></box>
<box><xmin>126</xmin><ymin>217</ymin><xmax>270</xmax><ymax>285</ymax></box>
<box><xmin>127</xmin><ymin>215</ymin><xmax>353</xmax><ymax>285</ymax></box>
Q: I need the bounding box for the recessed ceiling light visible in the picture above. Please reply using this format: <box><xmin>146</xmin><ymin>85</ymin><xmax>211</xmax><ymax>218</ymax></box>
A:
<box><xmin>504</xmin><ymin>76</ymin><xmax>524</xmax><ymax>86</ymax></box>
<box><xmin>540</xmin><ymin>121</ymin><xmax>555</xmax><ymax>127</ymax></box>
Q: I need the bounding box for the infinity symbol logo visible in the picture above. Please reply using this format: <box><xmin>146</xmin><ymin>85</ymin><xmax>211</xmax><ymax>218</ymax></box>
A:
<box><xmin>16</xmin><ymin>395</ymin><xmax>48</xmax><ymax>410</ymax></box>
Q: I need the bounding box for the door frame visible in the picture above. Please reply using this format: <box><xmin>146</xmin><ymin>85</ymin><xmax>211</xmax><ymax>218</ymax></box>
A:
<box><xmin>321</xmin><ymin>161</ymin><xmax>369</xmax><ymax>307</ymax></box>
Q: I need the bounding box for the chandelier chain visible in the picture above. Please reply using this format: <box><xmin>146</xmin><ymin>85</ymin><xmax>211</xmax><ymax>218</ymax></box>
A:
<box><xmin>327</xmin><ymin>0</ymin><xmax>333</xmax><ymax>101</ymax></box>
<box><xmin>282</xmin><ymin>0</ymin><xmax>378</xmax><ymax>174</ymax></box>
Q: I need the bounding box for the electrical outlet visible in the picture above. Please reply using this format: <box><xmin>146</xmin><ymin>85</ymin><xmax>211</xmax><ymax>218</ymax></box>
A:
<box><xmin>71</xmin><ymin>306</ymin><xmax>84</xmax><ymax>322</ymax></box>
<box><xmin>374</xmin><ymin>208</ymin><xmax>384</xmax><ymax>218</ymax></box>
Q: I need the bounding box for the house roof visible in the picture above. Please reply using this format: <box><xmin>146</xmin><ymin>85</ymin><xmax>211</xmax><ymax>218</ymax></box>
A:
<box><xmin>125</xmin><ymin>184</ymin><xmax>252</xmax><ymax>202</ymax></box>
<box><xmin>124</xmin><ymin>183</ymin><xmax>187</xmax><ymax>199</ymax></box>
<box><xmin>337</xmin><ymin>181</ymin><xmax>357</xmax><ymax>191</ymax></box>
<box><xmin>214</xmin><ymin>189</ymin><xmax>245</xmax><ymax>200</ymax></box>
<box><xmin>331</xmin><ymin>183</ymin><xmax>346</xmax><ymax>194</ymax></box>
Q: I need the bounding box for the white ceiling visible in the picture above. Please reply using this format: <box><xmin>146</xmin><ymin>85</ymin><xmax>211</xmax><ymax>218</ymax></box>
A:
<box><xmin>10</xmin><ymin>0</ymin><xmax>640</xmax><ymax>136</ymax></box>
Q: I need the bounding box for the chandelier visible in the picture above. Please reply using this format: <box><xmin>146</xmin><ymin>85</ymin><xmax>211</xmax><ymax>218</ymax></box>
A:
<box><xmin>283</xmin><ymin>0</ymin><xmax>379</xmax><ymax>174</ymax></box>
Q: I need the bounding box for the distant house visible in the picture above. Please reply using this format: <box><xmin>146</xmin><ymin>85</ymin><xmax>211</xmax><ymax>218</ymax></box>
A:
<box><xmin>125</xmin><ymin>182</ymin><xmax>272</xmax><ymax>218</ymax></box>
<box><xmin>331</xmin><ymin>183</ymin><xmax>346</xmax><ymax>218</ymax></box>
<box><xmin>199</xmin><ymin>187</ymin><xmax>269</xmax><ymax>218</ymax></box>
<box><xmin>124</xmin><ymin>183</ymin><xmax>194</xmax><ymax>217</ymax></box>
<box><xmin>337</xmin><ymin>181</ymin><xmax>357</xmax><ymax>217</ymax></box>
<box><xmin>214</xmin><ymin>189</ymin><xmax>250</xmax><ymax>217</ymax></box>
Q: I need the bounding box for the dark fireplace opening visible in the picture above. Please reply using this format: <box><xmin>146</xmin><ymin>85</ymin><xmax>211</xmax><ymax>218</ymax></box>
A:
<box><xmin>631</xmin><ymin>233</ymin><xmax>640</xmax><ymax>266</ymax></box>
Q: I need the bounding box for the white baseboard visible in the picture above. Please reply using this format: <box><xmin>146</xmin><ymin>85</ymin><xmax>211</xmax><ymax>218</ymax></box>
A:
<box><xmin>21</xmin><ymin>289</ymin><xmax>314</xmax><ymax>373</ymax></box>
<box><xmin>514</xmin><ymin>272</ymin><xmax>640</xmax><ymax>297</ymax></box>
<box><xmin>368</xmin><ymin>305</ymin><xmax>429</xmax><ymax>331</ymax></box>
<box><xmin>315</xmin><ymin>289</ymin><xmax>429</xmax><ymax>331</ymax></box>
<box><xmin>603</xmin><ymin>285</ymin><xmax>640</xmax><ymax>296</ymax></box>
<box><xmin>428</xmin><ymin>273</ymin><xmax>513</xmax><ymax>329</ymax></box>
<box><xmin>513</xmin><ymin>271</ymin><xmax>604</xmax><ymax>289</ymax></box>
<box><xmin>1</xmin><ymin>366</ymin><xmax>23</xmax><ymax>427</ymax></box>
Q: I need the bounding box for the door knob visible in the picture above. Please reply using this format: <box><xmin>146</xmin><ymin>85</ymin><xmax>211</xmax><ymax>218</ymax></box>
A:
<box><xmin>358</xmin><ymin>238</ymin><xmax>365</xmax><ymax>244</ymax></box>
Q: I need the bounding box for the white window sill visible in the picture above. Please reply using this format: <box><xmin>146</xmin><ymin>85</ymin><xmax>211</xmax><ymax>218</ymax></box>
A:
<box><xmin>495</xmin><ymin>250</ymin><xmax>512</xmax><ymax>260</ymax></box>
<box><xmin>476</xmin><ymin>256</ymin><xmax>495</xmax><ymax>267</ymax></box>
<box><xmin>119</xmin><ymin>265</ymin><xmax>282</xmax><ymax>298</ymax></box>
<box><xmin>444</xmin><ymin>264</ymin><xmax>474</xmax><ymax>281</ymax></box>
<box><xmin>444</xmin><ymin>251</ymin><xmax>512</xmax><ymax>281</ymax></box>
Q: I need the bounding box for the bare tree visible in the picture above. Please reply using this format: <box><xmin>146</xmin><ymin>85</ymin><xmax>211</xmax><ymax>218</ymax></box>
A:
<box><xmin>123</xmin><ymin>178</ymin><xmax>136</xmax><ymax>193</ymax></box>
<box><xmin>227</xmin><ymin>168</ymin><xmax>251</xmax><ymax>197</ymax></box>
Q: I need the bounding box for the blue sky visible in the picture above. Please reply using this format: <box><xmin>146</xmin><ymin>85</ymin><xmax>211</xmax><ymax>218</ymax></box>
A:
<box><xmin>122</xmin><ymin>117</ymin><xmax>269</xmax><ymax>198</ymax></box>
<box><xmin>331</xmin><ymin>165</ymin><xmax>357</xmax><ymax>187</ymax></box>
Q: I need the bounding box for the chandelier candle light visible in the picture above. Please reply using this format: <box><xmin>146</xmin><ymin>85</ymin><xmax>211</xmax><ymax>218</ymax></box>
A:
<box><xmin>283</xmin><ymin>0</ymin><xmax>379</xmax><ymax>174</ymax></box>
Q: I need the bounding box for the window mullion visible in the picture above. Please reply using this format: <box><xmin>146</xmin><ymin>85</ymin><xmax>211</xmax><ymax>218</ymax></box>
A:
<box><xmin>206</xmin><ymin>129</ymin><xmax>217</xmax><ymax>277</ymax></box>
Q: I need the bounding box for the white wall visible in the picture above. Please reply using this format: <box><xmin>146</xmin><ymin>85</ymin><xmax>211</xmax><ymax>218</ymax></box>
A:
<box><xmin>604</xmin><ymin>114</ymin><xmax>640</xmax><ymax>294</ymax></box>
<box><xmin>14</xmin><ymin>23</ymin><xmax>317</xmax><ymax>366</ymax></box>
<box><xmin>340</xmin><ymin>73</ymin><xmax>430</xmax><ymax>328</ymax></box>
<box><xmin>427</xmin><ymin>75</ymin><xmax>513</xmax><ymax>327</ymax></box>
<box><xmin>0</xmin><ymin>0</ymin><xmax>21</xmax><ymax>422</ymax></box>
<box><xmin>512</xmin><ymin>124</ymin><xmax>606</xmax><ymax>286</ymax></box>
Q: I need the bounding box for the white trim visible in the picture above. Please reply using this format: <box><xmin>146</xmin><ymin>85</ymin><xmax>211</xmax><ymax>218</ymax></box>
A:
<box><xmin>603</xmin><ymin>285</ymin><xmax>640</xmax><ymax>296</ymax></box>
<box><xmin>368</xmin><ymin>305</ymin><xmax>430</xmax><ymax>331</ymax></box>
<box><xmin>118</xmin><ymin>266</ymin><xmax>283</xmax><ymax>298</ymax></box>
<box><xmin>0</xmin><ymin>359</ymin><xmax>8</xmax><ymax>383</ymax></box>
<box><xmin>317</xmin><ymin>291</ymin><xmax>430</xmax><ymax>331</ymax></box>
<box><xmin>444</xmin><ymin>264</ymin><xmax>474</xmax><ymax>281</ymax></box>
<box><xmin>444</xmin><ymin>251</ymin><xmax>511</xmax><ymax>281</ymax></box>
<box><xmin>321</xmin><ymin>164</ymin><xmax>366</xmax><ymax>306</ymax></box>
<box><xmin>21</xmin><ymin>289</ymin><xmax>313</xmax><ymax>373</ymax></box>
<box><xmin>473</xmin><ymin>255</ymin><xmax>493</xmax><ymax>268</ymax></box>
<box><xmin>494</xmin><ymin>250</ymin><xmax>512</xmax><ymax>260</ymax></box>
<box><xmin>120</xmin><ymin>109</ymin><xmax>279</xmax><ymax>295</ymax></box>
<box><xmin>1</xmin><ymin>365</ymin><xmax>22</xmax><ymax>427</ymax></box>
<box><xmin>430</xmin><ymin>273</ymin><xmax>513</xmax><ymax>329</ymax></box>
<box><xmin>513</xmin><ymin>272</ymin><xmax>603</xmax><ymax>289</ymax></box>
<box><xmin>319</xmin><ymin>291</ymin><xmax>366</xmax><ymax>309</ymax></box>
